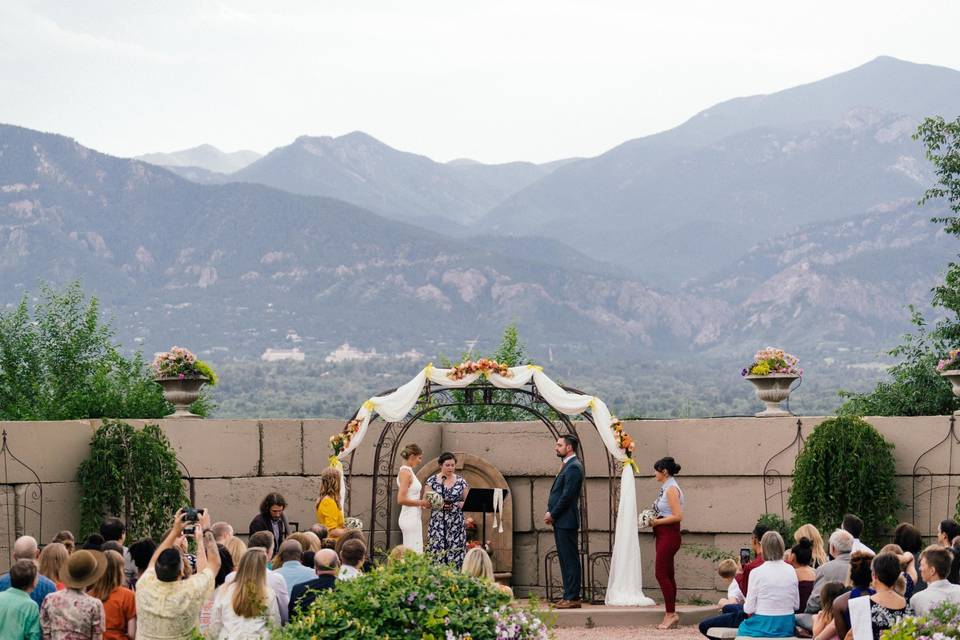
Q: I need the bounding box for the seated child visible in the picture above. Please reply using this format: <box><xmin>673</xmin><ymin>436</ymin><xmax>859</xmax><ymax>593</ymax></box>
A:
<box><xmin>717</xmin><ymin>558</ymin><xmax>744</xmax><ymax>607</ymax></box>
<box><xmin>813</xmin><ymin>582</ymin><xmax>847</xmax><ymax>640</ymax></box>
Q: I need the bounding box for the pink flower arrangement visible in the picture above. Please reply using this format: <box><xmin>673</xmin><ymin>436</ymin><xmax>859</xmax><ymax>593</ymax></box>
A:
<box><xmin>447</xmin><ymin>358</ymin><xmax>513</xmax><ymax>380</ymax></box>
<box><xmin>937</xmin><ymin>349</ymin><xmax>960</xmax><ymax>372</ymax></box>
<box><xmin>741</xmin><ymin>347</ymin><xmax>803</xmax><ymax>377</ymax></box>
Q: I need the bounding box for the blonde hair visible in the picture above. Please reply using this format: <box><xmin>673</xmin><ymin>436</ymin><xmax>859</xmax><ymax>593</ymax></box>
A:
<box><xmin>318</xmin><ymin>467</ymin><xmax>341</xmax><ymax>506</ymax></box>
<box><xmin>231</xmin><ymin>549</ymin><xmax>269</xmax><ymax>619</ymax></box>
<box><xmin>88</xmin><ymin>550</ymin><xmax>125</xmax><ymax>601</ymax></box>
<box><xmin>224</xmin><ymin>537</ymin><xmax>248</xmax><ymax>569</ymax></box>
<box><xmin>389</xmin><ymin>545</ymin><xmax>415</xmax><ymax>564</ymax></box>
<box><xmin>301</xmin><ymin>531</ymin><xmax>322</xmax><ymax>552</ymax></box>
<box><xmin>462</xmin><ymin>547</ymin><xmax>494</xmax><ymax>582</ymax></box>
<box><xmin>400</xmin><ymin>443</ymin><xmax>422</xmax><ymax>461</ymax></box>
<box><xmin>39</xmin><ymin>543</ymin><xmax>68</xmax><ymax>584</ymax></box>
<box><xmin>794</xmin><ymin>524</ymin><xmax>828</xmax><ymax>567</ymax></box>
<box><xmin>717</xmin><ymin>558</ymin><xmax>739</xmax><ymax>579</ymax></box>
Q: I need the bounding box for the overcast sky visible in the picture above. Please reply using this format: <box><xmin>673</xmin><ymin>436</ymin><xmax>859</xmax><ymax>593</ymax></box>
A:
<box><xmin>2</xmin><ymin>1</ymin><xmax>959</xmax><ymax>164</ymax></box>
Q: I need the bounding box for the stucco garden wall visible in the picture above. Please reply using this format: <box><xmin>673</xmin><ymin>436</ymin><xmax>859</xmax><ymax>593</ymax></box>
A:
<box><xmin>0</xmin><ymin>415</ymin><xmax>957</xmax><ymax>602</ymax></box>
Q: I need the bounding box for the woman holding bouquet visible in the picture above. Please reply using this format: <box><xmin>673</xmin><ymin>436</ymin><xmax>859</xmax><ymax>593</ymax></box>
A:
<box><xmin>651</xmin><ymin>456</ymin><xmax>684</xmax><ymax>630</ymax></box>
<box><xmin>396</xmin><ymin>443</ymin><xmax>431</xmax><ymax>553</ymax></box>
<box><xmin>426</xmin><ymin>452</ymin><xmax>470</xmax><ymax>568</ymax></box>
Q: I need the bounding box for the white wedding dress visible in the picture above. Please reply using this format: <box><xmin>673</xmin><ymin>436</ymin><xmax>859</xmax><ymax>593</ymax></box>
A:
<box><xmin>397</xmin><ymin>465</ymin><xmax>423</xmax><ymax>552</ymax></box>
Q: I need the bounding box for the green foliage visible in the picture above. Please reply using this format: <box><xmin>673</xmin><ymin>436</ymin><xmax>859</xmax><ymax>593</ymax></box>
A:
<box><xmin>423</xmin><ymin>324</ymin><xmax>538</xmax><ymax>422</ymax></box>
<box><xmin>681</xmin><ymin>543</ymin><xmax>737</xmax><ymax>563</ymax></box>
<box><xmin>756</xmin><ymin>512</ymin><xmax>793</xmax><ymax>543</ymax></box>
<box><xmin>193</xmin><ymin>360</ymin><xmax>218</xmax><ymax>386</ymax></box>
<box><xmin>883</xmin><ymin>601</ymin><xmax>960</xmax><ymax>640</ymax></box>
<box><xmin>77</xmin><ymin>419</ymin><xmax>188</xmax><ymax>540</ymax></box>
<box><xmin>788</xmin><ymin>416</ymin><xmax>899</xmax><ymax>548</ymax></box>
<box><xmin>278</xmin><ymin>552</ymin><xmax>540</xmax><ymax>640</ymax></box>
<box><xmin>0</xmin><ymin>281</ymin><xmax>210</xmax><ymax>419</ymax></box>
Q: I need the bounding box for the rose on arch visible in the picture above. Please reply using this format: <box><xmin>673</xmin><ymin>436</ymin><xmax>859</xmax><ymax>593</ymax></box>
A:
<box><xmin>611</xmin><ymin>419</ymin><xmax>639</xmax><ymax>470</ymax></box>
<box><xmin>330</xmin><ymin>417</ymin><xmax>363</xmax><ymax>457</ymax></box>
<box><xmin>447</xmin><ymin>358</ymin><xmax>514</xmax><ymax>381</ymax></box>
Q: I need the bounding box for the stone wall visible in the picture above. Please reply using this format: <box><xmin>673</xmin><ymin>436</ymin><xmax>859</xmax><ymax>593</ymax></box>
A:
<box><xmin>1</xmin><ymin>415</ymin><xmax>958</xmax><ymax>602</ymax></box>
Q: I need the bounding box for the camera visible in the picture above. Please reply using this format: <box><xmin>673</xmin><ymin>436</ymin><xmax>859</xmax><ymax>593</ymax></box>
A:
<box><xmin>183</xmin><ymin>507</ymin><xmax>205</xmax><ymax>535</ymax></box>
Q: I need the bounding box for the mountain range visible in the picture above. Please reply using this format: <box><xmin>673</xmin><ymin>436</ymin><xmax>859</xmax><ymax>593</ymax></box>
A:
<box><xmin>136</xmin><ymin>144</ymin><xmax>262</xmax><ymax>174</ymax></box>
<box><xmin>3</xmin><ymin>55</ymin><xmax>959</xmax><ymax>371</ymax></box>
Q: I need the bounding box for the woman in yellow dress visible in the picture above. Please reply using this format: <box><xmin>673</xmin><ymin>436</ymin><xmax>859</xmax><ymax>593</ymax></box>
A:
<box><xmin>315</xmin><ymin>467</ymin><xmax>348</xmax><ymax>539</ymax></box>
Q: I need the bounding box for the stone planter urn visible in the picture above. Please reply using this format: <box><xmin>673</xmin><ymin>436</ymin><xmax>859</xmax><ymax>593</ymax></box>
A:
<box><xmin>745</xmin><ymin>374</ymin><xmax>800</xmax><ymax>417</ymax></box>
<box><xmin>940</xmin><ymin>369</ymin><xmax>960</xmax><ymax>415</ymax></box>
<box><xmin>155</xmin><ymin>376</ymin><xmax>208</xmax><ymax>418</ymax></box>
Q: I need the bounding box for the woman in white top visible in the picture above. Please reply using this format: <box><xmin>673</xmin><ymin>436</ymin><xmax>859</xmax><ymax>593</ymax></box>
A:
<box><xmin>208</xmin><ymin>549</ymin><xmax>281</xmax><ymax>639</ymax></box>
<box><xmin>651</xmin><ymin>456</ymin><xmax>684</xmax><ymax>629</ymax></box>
<box><xmin>396</xmin><ymin>443</ymin><xmax>431</xmax><ymax>553</ymax></box>
<box><xmin>737</xmin><ymin>531</ymin><xmax>800</xmax><ymax>638</ymax></box>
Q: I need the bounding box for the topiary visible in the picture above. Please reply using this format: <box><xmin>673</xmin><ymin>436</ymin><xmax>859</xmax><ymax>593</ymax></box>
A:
<box><xmin>788</xmin><ymin>416</ymin><xmax>899</xmax><ymax>548</ymax></box>
<box><xmin>278</xmin><ymin>552</ymin><xmax>550</xmax><ymax>639</ymax></box>
<box><xmin>78</xmin><ymin>419</ymin><xmax>188</xmax><ymax>540</ymax></box>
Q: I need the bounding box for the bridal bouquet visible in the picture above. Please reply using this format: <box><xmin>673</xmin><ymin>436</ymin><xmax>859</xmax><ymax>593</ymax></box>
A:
<box><xmin>424</xmin><ymin>490</ymin><xmax>444</xmax><ymax>510</ymax></box>
<box><xmin>344</xmin><ymin>517</ymin><xmax>363</xmax><ymax>530</ymax></box>
<box><xmin>638</xmin><ymin>509</ymin><xmax>656</xmax><ymax>529</ymax></box>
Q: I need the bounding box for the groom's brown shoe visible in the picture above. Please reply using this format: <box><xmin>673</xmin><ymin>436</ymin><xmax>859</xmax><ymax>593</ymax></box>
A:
<box><xmin>555</xmin><ymin>600</ymin><xmax>582</xmax><ymax>609</ymax></box>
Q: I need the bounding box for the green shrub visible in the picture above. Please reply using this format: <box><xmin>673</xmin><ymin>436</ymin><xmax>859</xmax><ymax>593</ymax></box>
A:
<box><xmin>788</xmin><ymin>416</ymin><xmax>899</xmax><ymax>548</ymax></box>
<box><xmin>78</xmin><ymin>419</ymin><xmax>188</xmax><ymax>540</ymax></box>
<box><xmin>278</xmin><ymin>552</ymin><xmax>550</xmax><ymax>640</ymax></box>
<box><xmin>757</xmin><ymin>513</ymin><xmax>793</xmax><ymax>543</ymax></box>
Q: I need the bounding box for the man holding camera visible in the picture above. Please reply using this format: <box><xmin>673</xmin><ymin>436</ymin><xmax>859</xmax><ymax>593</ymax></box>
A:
<box><xmin>136</xmin><ymin>508</ymin><xmax>221</xmax><ymax>640</ymax></box>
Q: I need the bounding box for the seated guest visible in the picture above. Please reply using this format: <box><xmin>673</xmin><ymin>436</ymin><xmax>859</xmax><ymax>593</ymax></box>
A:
<box><xmin>315</xmin><ymin>468</ymin><xmax>348</xmax><ymax>539</ymax></box>
<box><xmin>88</xmin><ymin>549</ymin><xmax>136</xmax><ymax>640</ymax></box>
<box><xmin>910</xmin><ymin>545</ymin><xmax>960</xmax><ymax>616</ymax></box>
<box><xmin>126</xmin><ymin>539</ymin><xmax>157</xmax><ymax>591</ymax></box>
<box><xmin>208</xmin><ymin>549</ymin><xmax>281</xmax><ymax>639</ymax></box>
<box><xmin>309</xmin><ymin>524</ymin><xmax>328</xmax><ymax>542</ymax></box>
<box><xmin>52</xmin><ymin>531</ymin><xmax>76</xmax><ymax>555</ymax></box>
<box><xmin>697</xmin><ymin>558</ymin><xmax>747</xmax><ymax>637</ymax></box>
<box><xmin>298</xmin><ymin>532</ymin><xmax>323</xmax><ymax>554</ymax></box>
<box><xmin>224</xmin><ymin>531</ymin><xmax>289</xmax><ymax>624</ymax></box>
<box><xmin>83</xmin><ymin>534</ymin><xmax>105</xmax><ymax>551</ymax></box>
<box><xmin>275</xmin><ymin>540</ymin><xmax>316</xmax><ymax>591</ymax></box>
<box><xmin>289</xmin><ymin>549</ymin><xmax>339</xmax><ymax>618</ymax></box>
<box><xmin>0</xmin><ymin>536</ymin><xmax>58</xmax><ymax>607</ymax></box>
<box><xmin>736</xmin><ymin>523</ymin><xmax>770</xmax><ymax>597</ymax></box>
<box><xmin>39</xmin><ymin>543</ymin><xmax>68</xmax><ymax>590</ymax></box>
<box><xmin>811</xmin><ymin>582</ymin><xmax>846</xmax><ymax>640</ymax></box>
<box><xmin>803</xmin><ymin>529</ymin><xmax>854</xmax><ymax>616</ymax></box>
<box><xmin>848</xmin><ymin>553</ymin><xmax>906</xmax><ymax>640</ymax></box>
<box><xmin>214</xmin><ymin>545</ymin><xmax>234</xmax><ymax>588</ymax></box>
<box><xmin>893</xmin><ymin>523</ymin><xmax>925</xmax><ymax>592</ymax></box>
<box><xmin>841</xmin><ymin>514</ymin><xmax>874</xmax><ymax>556</ymax></box>
<box><xmin>0</xmin><ymin>559</ymin><xmax>41</xmax><ymax>639</ymax></box>
<box><xmin>40</xmin><ymin>550</ymin><xmax>107</xmax><ymax>638</ymax></box>
<box><xmin>211</xmin><ymin>522</ymin><xmax>234</xmax><ymax>544</ymax></box>
<box><xmin>321</xmin><ymin>538</ymin><xmax>336</xmax><ymax>550</ymax></box>
<box><xmin>338</xmin><ymin>539</ymin><xmax>366</xmax><ymax>581</ymax></box>
<box><xmin>388</xmin><ymin>546</ymin><xmax>416</xmax><ymax>564</ymax></box>
<box><xmin>249</xmin><ymin>493</ymin><xmax>290</xmax><ymax>547</ymax></box>
<box><xmin>794</xmin><ymin>524</ymin><xmax>828</xmax><ymax>568</ymax></box>
<box><xmin>136</xmin><ymin>509</ymin><xmax>221</xmax><ymax>640</ymax></box>
<box><xmin>939</xmin><ymin>519</ymin><xmax>960</xmax><ymax>583</ymax></box>
<box><xmin>736</xmin><ymin>531</ymin><xmax>799</xmax><ymax>638</ymax></box>
<box><xmin>832</xmin><ymin>551</ymin><xmax>875</xmax><ymax>640</ymax></box>
<box><xmin>879</xmin><ymin>543</ymin><xmax>917</xmax><ymax>600</ymax></box>
<box><xmin>335</xmin><ymin>530</ymin><xmax>372</xmax><ymax>573</ymax></box>
<box><xmin>223</xmin><ymin>537</ymin><xmax>247</xmax><ymax>570</ymax></box>
<box><xmin>790</xmin><ymin>538</ymin><xmax>816</xmax><ymax>611</ymax></box>
<box><xmin>462</xmin><ymin>547</ymin><xmax>512</xmax><ymax>597</ymax></box>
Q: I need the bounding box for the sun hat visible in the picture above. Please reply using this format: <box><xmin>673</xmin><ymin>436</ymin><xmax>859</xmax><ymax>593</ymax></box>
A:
<box><xmin>60</xmin><ymin>550</ymin><xmax>107</xmax><ymax>589</ymax></box>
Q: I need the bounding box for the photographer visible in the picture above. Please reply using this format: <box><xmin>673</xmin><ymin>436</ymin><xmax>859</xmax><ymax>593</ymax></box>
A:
<box><xmin>136</xmin><ymin>508</ymin><xmax>221</xmax><ymax>640</ymax></box>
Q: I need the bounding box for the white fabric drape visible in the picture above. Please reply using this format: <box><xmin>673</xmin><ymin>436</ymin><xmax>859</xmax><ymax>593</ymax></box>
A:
<box><xmin>332</xmin><ymin>362</ymin><xmax>652</xmax><ymax>605</ymax></box>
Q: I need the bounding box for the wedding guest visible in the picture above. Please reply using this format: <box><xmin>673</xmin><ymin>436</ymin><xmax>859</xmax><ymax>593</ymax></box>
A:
<box><xmin>337</xmin><ymin>539</ymin><xmax>366</xmax><ymax>581</ymax></box>
<box><xmin>697</xmin><ymin>559</ymin><xmax>747</xmax><ymax>637</ymax></box>
<box><xmin>811</xmin><ymin>582</ymin><xmax>846</xmax><ymax>640</ymax></box>
<box><xmin>651</xmin><ymin>456</ymin><xmax>684</xmax><ymax>630</ymax></box>
<box><xmin>736</xmin><ymin>531</ymin><xmax>799</xmax><ymax>638</ymax></box>
<box><xmin>879</xmin><ymin>543</ymin><xmax>917</xmax><ymax>600</ymax></box>
<box><xmin>937</xmin><ymin>519</ymin><xmax>960</xmax><ymax>582</ymax></box>
<box><xmin>289</xmin><ymin>549</ymin><xmax>339</xmax><ymax>618</ymax></box>
<box><xmin>39</xmin><ymin>543</ymin><xmax>68</xmax><ymax>590</ymax></box>
<box><xmin>736</xmin><ymin>523</ymin><xmax>770</xmax><ymax>597</ymax></box>
<box><xmin>223</xmin><ymin>537</ymin><xmax>247</xmax><ymax>570</ymax></box>
<box><xmin>842</xmin><ymin>514</ymin><xmax>874</xmax><ymax>556</ymax></box>
<box><xmin>427</xmin><ymin>452</ymin><xmax>470</xmax><ymax>569</ymax></box>
<box><xmin>790</xmin><ymin>538</ymin><xmax>816</xmax><ymax>611</ymax></box>
<box><xmin>831</xmin><ymin>551</ymin><xmax>875</xmax><ymax>640</ymax></box>
<box><xmin>274</xmin><ymin>540</ymin><xmax>315</xmax><ymax>591</ymax></box>
<box><xmin>0</xmin><ymin>536</ymin><xmax>57</xmax><ymax>607</ymax></box>
<box><xmin>804</xmin><ymin>529</ymin><xmax>854</xmax><ymax>615</ymax></box>
<box><xmin>52</xmin><ymin>532</ymin><xmax>76</xmax><ymax>555</ymax></box>
<box><xmin>0</xmin><ymin>560</ymin><xmax>41</xmax><ymax>640</ymax></box>
<box><xmin>315</xmin><ymin>467</ymin><xmax>348</xmax><ymax>539</ymax></box>
<box><xmin>910</xmin><ymin>545</ymin><xmax>960</xmax><ymax>615</ymax></box>
<box><xmin>88</xmin><ymin>550</ymin><xmax>136</xmax><ymax>640</ymax></box>
<box><xmin>893</xmin><ymin>522</ymin><xmax>925</xmax><ymax>593</ymax></box>
<box><xmin>249</xmin><ymin>493</ymin><xmax>290</xmax><ymax>546</ymax></box>
<box><xmin>462</xmin><ymin>547</ymin><xmax>513</xmax><ymax>596</ymax></box>
<box><xmin>857</xmin><ymin>553</ymin><xmax>907</xmax><ymax>640</ymax></box>
<box><xmin>397</xmin><ymin>443</ymin><xmax>430</xmax><ymax>553</ymax></box>
<box><xmin>794</xmin><ymin>524</ymin><xmax>828</xmax><ymax>568</ymax></box>
<box><xmin>208</xmin><ymin>549</ymin><xmax>280</xmax><ymax>639</ymax></box>
<box><xmin>40</xmin><ymin>550</ymin><xmax>107</xmax><ymax>639</ymax></box>
<box><xmin>210</xmin><ymin>522</ymin><xmax>234</xmax><ymax>544</ymax></box>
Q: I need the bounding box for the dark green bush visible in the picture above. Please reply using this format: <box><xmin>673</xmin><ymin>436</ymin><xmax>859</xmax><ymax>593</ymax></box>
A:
<box><xmin>788</xmin><ymin>416</ymin><xmax>899</xmax><ymax>548</ymax></box>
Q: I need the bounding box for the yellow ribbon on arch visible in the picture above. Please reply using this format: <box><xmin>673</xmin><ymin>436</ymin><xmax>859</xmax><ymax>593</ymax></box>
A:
<box><xmin>329</xmin><ymin>455</ymin><xmax>342</xmax><ymax>469</ymax></box>
<box><xmin>624</xmin><ymin>457</ymin><xmax>639</xmax><ymax>474</ymax></box>
<box><xmin>362</xmin><ymin>400</ymin><xmax>375</xmax><ymax>412</ymax></box>
<box><xmin>424</xmin><ymin>362</ymin><xmax>434</xmax><ymax>378</ymax></box>
<box><xmin>527</xmin><ymin>364</ymin><xmax>543</xmax><ymax>372</ymax></box>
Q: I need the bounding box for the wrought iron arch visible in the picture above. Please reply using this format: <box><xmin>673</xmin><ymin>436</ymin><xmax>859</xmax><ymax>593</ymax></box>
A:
<box><xmin>1</xmin><ymin>430</ymin><xmax>44</xmax><ymax>551</ymax></box>
<box><xmin>912</xmin><ymin>415</ymin><xmax>960</xmax><ymax>540</ymax></box>
<box><xmin>762</xmin><ymin>419</ymin><xmax>805</xmax><ymax>519</ymax></box>
<box><xmin>341</xmin><ymin>379</ymin><xmax>619</xmax><ymax>600</ymax></box>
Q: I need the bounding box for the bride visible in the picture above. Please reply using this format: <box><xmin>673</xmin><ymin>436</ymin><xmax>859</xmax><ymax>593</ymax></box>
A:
<box><xmin>397</xmin><ymin>443</ymin><xmax>430</xmax><ymax>552</ymax></box>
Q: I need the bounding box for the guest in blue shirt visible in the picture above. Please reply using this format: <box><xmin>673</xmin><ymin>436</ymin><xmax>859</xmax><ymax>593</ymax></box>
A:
<box><xmin>274</xmin><ymin>540</ymin><xmax>316</xmax><ymax>591</ymax></box>
<box><xmin>0</xmin><ymin>536</ymin><xmax>57</xmax><ymax>608</ymax></box>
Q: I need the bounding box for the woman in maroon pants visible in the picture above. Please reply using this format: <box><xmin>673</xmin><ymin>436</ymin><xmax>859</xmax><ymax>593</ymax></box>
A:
<box><xmin>651</xmin><ymin>456</ymin><xmax>684</xmax><ymax>630</ymax></box>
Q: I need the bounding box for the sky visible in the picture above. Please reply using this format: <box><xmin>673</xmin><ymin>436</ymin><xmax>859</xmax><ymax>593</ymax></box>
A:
<box><xmin>1</xmin><ymin>1</ymin><xmax>959</xmax><ymax>164</ymax></box>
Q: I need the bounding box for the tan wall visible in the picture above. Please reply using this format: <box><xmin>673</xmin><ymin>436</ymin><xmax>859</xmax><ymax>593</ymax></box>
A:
<box><xmin>1</xmin><ymin>415</ymin><xmax>958</xmax><ymax>601</ymax></box>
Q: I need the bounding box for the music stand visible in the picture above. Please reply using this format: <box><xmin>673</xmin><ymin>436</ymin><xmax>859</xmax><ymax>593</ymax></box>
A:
<box><xmin>463</xmin><ymin>488</ymin><xmax>509</xmax><ymax>544</ymax></box>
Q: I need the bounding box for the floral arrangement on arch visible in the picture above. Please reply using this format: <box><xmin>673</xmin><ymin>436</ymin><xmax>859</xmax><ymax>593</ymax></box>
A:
<box><xmin>447</xmin><ymin>358</ymin><xmax>513</xmax><ymax>380</ymax></box>
<box><xmin>152</xmin><ymin>346</ymin><xmax>218</xmax><ymax>385</ymax></box>
<box><xmin>330</xmin><ymin>417</ymin><xmax>363</xmax><ymax>456</ymax></box>
<box><xmin>741</xmin><ymin>347</ymin><xmax>802</xmax><ymax>377</ymax></box>
<box><xmin>937</xmin><ymin>349</ymin><xmax>960</xmax><ymax>372</ymax></box>
<box><xmin>611</xmin><ymin>418</ymin><xmax>639</xmax><ymax>471</ymax></box>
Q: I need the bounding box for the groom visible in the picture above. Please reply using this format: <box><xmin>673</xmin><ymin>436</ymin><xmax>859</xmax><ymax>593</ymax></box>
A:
<box><xmin>545</xmin><ymin>434</ymin><xmax>584</xmax><ymax>609</ymax></box>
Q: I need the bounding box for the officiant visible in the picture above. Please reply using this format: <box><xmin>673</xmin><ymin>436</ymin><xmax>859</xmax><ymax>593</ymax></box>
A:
<box><xmin>425</xmin><ymin>451</ymin><xmax>470</xmax><ymax>567</ymax></box>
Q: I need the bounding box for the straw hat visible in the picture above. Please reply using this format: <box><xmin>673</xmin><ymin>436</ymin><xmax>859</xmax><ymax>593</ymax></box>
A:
<box><xmin>60</xmin><ymin>550</ymin><xmax>107</xmax><ymax>589</ymax></box>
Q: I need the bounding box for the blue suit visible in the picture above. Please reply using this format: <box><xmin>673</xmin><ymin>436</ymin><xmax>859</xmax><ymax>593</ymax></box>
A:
<box><xmin>548</xmin><ymin>454</ymin><xmax>583</xmax><ymax>600</ymax></box>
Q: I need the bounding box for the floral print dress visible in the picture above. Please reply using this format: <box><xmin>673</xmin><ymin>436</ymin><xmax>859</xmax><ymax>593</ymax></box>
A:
<box><xmin>426</xmin><ymin>474</ymin><xmax>469</xmax><ymax>568</ymax></box>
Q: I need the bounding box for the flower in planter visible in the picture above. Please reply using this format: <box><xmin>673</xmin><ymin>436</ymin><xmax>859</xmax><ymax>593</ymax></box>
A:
<box><xmin>152</xmin><ymin>346</ymin><xmax>218</xmax><ymax>385</ymax></box>
<box><xmin>741</xmin><ymin>347</ymin><xmax>802</xmax><ymax>377</ymax></box>
<box><xmin>937</xmin><ymin>349</ymin><xmax>960</xmax><ymax>371</ymax></box>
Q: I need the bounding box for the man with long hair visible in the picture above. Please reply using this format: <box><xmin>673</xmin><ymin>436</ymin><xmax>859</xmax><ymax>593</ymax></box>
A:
<box><xmin>249</xmin><ymin>493</ymin><xmax>290</xmax><ymax>546</ymax></box>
